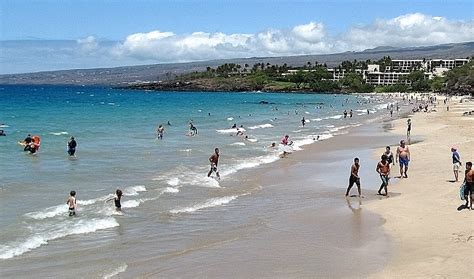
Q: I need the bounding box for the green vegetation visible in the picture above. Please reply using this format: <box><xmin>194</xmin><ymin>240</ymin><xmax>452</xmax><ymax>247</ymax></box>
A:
<box><xmin>131</xmin><ymin>57</ymin><xmax>472</xmax><ymax>94</ymax></box>
<box><xmin>444</xmin><ymin>60</ymin><xmax>474</xmax><ymax>95</ymax></box>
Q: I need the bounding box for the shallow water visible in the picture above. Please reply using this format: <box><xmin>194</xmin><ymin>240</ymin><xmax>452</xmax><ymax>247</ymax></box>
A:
<box><xmin>0</xmin><ymin>85</ymin><xmax>394</xmax><ymax>276</ymax></box>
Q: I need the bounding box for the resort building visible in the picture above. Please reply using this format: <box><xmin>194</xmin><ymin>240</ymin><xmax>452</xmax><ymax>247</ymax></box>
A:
<box><xmin>283</xmin><ymin>58</ymin><xmax>470</xmax><ymax>86</ymax></box>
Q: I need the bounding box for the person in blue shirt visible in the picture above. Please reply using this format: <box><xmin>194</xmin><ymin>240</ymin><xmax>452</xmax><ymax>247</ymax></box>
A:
<box><xmin>451</xmin><ymin>147</ymin><xmax>461</xmax><ymax>182</ymax></box>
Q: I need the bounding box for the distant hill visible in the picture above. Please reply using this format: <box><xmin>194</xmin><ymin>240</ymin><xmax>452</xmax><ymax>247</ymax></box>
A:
<box><xmin>0</xmin><ymin>42</ymin><xmax>472</xmax><ymax>86</ymax></box>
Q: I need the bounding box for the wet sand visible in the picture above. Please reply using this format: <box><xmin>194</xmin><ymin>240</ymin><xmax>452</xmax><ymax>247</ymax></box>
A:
<box><xmin>367</xmin><ymin>96</ymin><xmax>474</xmax><ymax>278</ymax></box>
<box><xmin>127</xmin><ymin>114</ymin><xmax>406</xmax><ymax>278</ymax></box>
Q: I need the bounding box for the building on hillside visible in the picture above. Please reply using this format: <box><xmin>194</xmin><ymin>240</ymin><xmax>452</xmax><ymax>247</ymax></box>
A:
<box><xmin>282</xmin><ymin>58</ymin><xmax>470</xmax><ymax>86</ymax></box>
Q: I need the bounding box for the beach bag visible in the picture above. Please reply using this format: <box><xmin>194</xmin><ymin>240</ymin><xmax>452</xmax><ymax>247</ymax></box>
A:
<box><xmin>459</xmin><ymin>182</ymin><xmax>466</xmax><ymax>200</ymax></box>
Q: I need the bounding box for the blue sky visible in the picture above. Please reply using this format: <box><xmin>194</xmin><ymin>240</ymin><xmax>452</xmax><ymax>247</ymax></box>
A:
<box><xmin>0</xmin><ymin>0</ymin><xmax>473</xmax><ymax>73</ymax></box>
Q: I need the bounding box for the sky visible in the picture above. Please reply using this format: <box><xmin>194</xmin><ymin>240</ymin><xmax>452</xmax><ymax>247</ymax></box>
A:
<box><xmin>0</xmin><ymin>0</ymin><xmax>473</xmax><ymax>74</ymax></box>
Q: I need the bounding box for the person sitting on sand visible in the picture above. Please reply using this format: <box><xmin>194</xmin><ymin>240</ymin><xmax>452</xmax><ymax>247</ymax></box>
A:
<box><xmin>376</xmin><ymin>154</ymin><xmax>390</xmax><ymax>196</ymax></box>
<box><xmin>345</xmin><ymin>157</ymin><xmax>362</xmax><ymax>197</ymax></box>
<box><xmin>396</xmin><ymin>140</ymin><xmax>410</xmax><ymax>178</ymax></box>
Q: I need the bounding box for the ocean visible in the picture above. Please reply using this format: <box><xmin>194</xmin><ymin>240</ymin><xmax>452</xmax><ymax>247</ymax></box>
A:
<box><xmin>0</xmin><ymin>85</ymin><xmax>393</xmax><ymax>277</ymax></box>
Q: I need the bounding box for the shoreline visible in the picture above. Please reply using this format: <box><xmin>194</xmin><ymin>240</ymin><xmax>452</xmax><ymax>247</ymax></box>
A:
<box><xmin>366</xmin><ymin>96</ymin><xmax>474</xmax><ymax>278</ymax></box>
<box><xmin>125</xmin><ymin>98</ymin><xmax>411</xmax><ymax>277</ymax></box>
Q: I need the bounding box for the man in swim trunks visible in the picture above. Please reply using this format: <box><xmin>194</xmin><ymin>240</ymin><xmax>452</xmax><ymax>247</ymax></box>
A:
<box><xmin>396</xmin><ymin>140</ymin><xmax>410</xmax><ymax>178</ymax></box>
<box><xmin>207</xmin><ymin>148</ymin><xmax>220</xmax><ymax>179</ymax></box>
<box><xmin>67</xmin><ymin>190</ymin><xmax>77</xmax><ymax>216</ymax></box>
<box><xmin>345</xmin><ymin>157</ymin><xmax>362</xmax><ymax>197</ymax></box>
<box><xmin>67</xmin><ymin>136</ymin><xmax>77</xmax><ymax>156</ymax></box>
<box><xmin>463</xmin><ymin>162</ymin><xmax>474</xmax><ymax>210</ymax></box>
<box><xmin>376</xmin><ymin>154</ymin><xmax>391</xmax><ymax>196</ymax></box>
<box><xmin>451</xmin><ymin>147</ymin><xmax>461</xmax><ymax>182</ymax></box>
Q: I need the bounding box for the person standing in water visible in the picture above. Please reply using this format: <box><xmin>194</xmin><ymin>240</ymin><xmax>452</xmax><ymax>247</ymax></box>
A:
<box><xmin>66</xmin><ymin>191</ymin><xmax>77</xmax><ymax>216</ymax></box>
<box><xmin>207</xmin><ymin>148</ymin><xmax>220</xmax><ymax>179</ymax></box>
<box><xmin>396</xmin><ymin>140</ymin><xmax>410</xmax><ymax>178</ymax></box>
<box><xmin>346</xmin><ymin>157</ymin><xmax>362</xmax><ymax>197</ymax></box>
<box><xmin>301</xmin><ymin>117</ymin><xmax>306</xmax><ymax>127</ymax></box>
<box><xmin>106</xmin><ymin>189</ymin><xmax>123</xmax><ymax>211</ymax></box>
<box><xmin>376</xmin><ymin>155</ymin><xmax>390</xmax><ymax>196</ymax></box>
<box><xmin>157</xmin><ymin>124</ymin><xmax>164</xmax><ymax>140</ymax></box>
<box><xmin>67</xmin><ymin>136</ymin><xmax>77</xmax><ymax>156</ymax></box>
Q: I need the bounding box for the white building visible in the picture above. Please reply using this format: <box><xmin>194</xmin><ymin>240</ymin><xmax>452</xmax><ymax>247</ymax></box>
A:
<box><xmin>282</xmin><ymin>58</ymin><xmax>470</xmax><ymax>86</ymax></box>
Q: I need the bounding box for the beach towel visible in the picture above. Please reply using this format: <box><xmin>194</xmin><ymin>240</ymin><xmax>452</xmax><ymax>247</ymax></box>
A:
<box><xmin>460</xmin><ymin>182</ymin><xmax>466</xmax><ymax>200</ymax></box>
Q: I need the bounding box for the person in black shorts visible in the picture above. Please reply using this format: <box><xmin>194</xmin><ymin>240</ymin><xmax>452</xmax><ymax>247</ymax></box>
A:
<box><xmin>67</xmin><ymin>136</ymin><xmax>77</xmax><ymax>156</ymax></box>
<box><xmin>463</xmin><ymin>162</ymin><xmax>474</xmax><ymax>210</ymax></box>
<box><xmin>346</xmin><ymin>157</ymin><xmax>362</xmax><ymax>197</ymax></box>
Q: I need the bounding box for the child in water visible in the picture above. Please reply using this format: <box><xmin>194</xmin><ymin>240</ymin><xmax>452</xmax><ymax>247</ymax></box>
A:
<box><xmin>67</xmin><ymin>191</ymin><xmax>77</xmax><ymax>216</ymax></box>
<box><xmin>106</xmin><ymin>189</ymin><xmax>123</xmax><ymax>211</ymax></box>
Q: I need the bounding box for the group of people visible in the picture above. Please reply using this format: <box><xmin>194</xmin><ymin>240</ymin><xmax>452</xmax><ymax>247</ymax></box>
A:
<box><xmin>345</xmin><ymin>140</ymin><xmax>411</xmax><ymax>198</ymax></box>
<box><xmin>66</xmin><ymin>189</ymin><xmax>123</xmax><ymax>216</ymax></box>
<box><xmin>20</xmin><ymin>134</ymin><xmax>77</xmax><ymax>157</ymax></box>
<box><xmin>451</xmin><ymin>147</ymin><xmax>474</xmax><ymax>210</ymax></box>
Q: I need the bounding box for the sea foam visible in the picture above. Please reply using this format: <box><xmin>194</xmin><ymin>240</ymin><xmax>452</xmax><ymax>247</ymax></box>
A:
<box><xmin>170</xmin><ymin>196</ymin><xmax>238</xmax><ymax>214</ymax></box>
<box><xmin>248</xmin><ymin>123</ymin><xmax>274</xmax><ymax>130</ymax></box>
<box><xmin>0</xmin><ymin>217</ymin><xmax>119</xmax><ymax>259</ymax></box>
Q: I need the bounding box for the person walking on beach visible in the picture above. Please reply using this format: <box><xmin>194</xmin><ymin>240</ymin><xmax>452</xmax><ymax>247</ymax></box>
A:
<box><xmin>207</xmin><ymin>148</ymin><xmax>220</xmax><ymax>179</ymax></box>
<box><xmin>376</xmin><ymin>155</ymin><xmax>390</xmax><ymax>196</ymax></box>
<box><xmin>462</xmin><ymin>162</ymin><xmax>474</xmax><ymax>210</ymax></box>
<box><xmin>384</xmin><ymin>146</ymin><xmax>395</xmax><ymax>166</ymax></box>
<box><xmin>406</xmin><ymin>119</ymin><xmax>412</xmax><ymax>142</ymax></box>
<box><xmin>67</xmin><ymin>136</ymin><xmax>77</xmax><ymax>156</ymax></box>
<box><xmin>67</xmin><ymin>191</ymin><xmax>77</xmax><ymax>216</ymax></box>
<box><xmin>157</xmin><ymin>124</ymin><xmax>164</xmax><ymax>140</ymax></box>
<box><xmin>396</xmin><ymin>140</ymin><xmax>410</xmax><ymax>178</ymax></box>
<box><xmin>106</xmin><ymin>189</ymin><xmax>123</xmax><ymax>211</ymax></box>
<box><xmin>451</xmin><ymin>147</ymin><xmax>462</xmax><ymax>182</ymax></box>
<box><xmin>345</xmin><ymin>157</ymin><xmax>362</xmax><ymax>197</ymax></box>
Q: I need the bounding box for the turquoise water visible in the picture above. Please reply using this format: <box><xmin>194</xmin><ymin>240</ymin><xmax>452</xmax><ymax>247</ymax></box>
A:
<box><xmin>0</xmin><ymin>85</ymin><xmax>390</xmax><ymax>276</ymax></box>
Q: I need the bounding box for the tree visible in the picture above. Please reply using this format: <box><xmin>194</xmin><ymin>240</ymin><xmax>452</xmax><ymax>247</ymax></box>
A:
<box><xmin>429</xmin><ymin>76</ymin><xmax>445</xmax><ymax>92</ymax></box>
<box><xmin>289</xmin><ymin>70</ymin><xmax>306</xmax><ymax>88</ymax></box>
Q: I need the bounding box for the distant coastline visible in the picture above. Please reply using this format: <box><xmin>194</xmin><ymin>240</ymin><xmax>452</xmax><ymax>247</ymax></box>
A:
<box><xmin>125</xmin><ymin>57</ymin><xmax>473</xmax><ymax>95</ymax></box>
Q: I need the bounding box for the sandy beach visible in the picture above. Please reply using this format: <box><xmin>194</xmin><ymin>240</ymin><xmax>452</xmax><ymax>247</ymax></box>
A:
<box><xmin>367</xmin><ymin>96</ymin><xmax>474</xmax><ymax>278</ymax></box>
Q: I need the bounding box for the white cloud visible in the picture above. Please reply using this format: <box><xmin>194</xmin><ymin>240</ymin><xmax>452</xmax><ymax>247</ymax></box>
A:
<box><xmin>77</xmin><ymin>36</ymin><xmax>98</xmax><ymax>52</ymax></box>
<box><xmin>2</xmin><ymin>13</ymin><xmax>473</xmax><ymax>73</ymax></box>
<box><xmin>343</xmin><ymin>13</ymin><xmax>474</xmax><ymax>50</ymax></box>
<box><xmin>110</xmin><ymin>13</ymin><xmax>473</xmax><ymax>62</ymax></box>
<box><xmin>292</xmin><ymin>22</ymin><xmax>326</xmax><ymax>42</ymax></box>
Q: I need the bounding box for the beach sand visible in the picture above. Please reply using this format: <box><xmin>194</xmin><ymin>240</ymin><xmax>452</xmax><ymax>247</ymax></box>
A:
<box><xmin>367</xmin><ymin>97</ymin><xmax>474</xmax><ymax>278</ymax></box>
